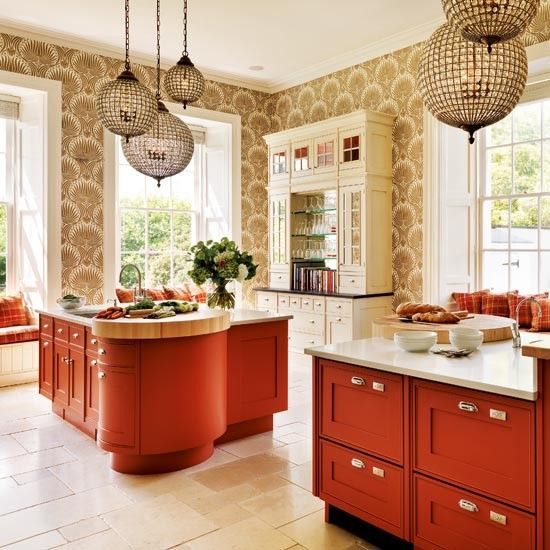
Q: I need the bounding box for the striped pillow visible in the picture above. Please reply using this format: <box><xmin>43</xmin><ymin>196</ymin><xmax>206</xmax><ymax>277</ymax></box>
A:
<box><xmin>0</xmin><ymin>293</ymin><xmax>29</xmax><ymax>328</ymax></box>
<box><xmin>530</xmin><ymin>298</ymin><xmax>550</xmax><ymax>332</ymax></box>
<box><xmin>481</xmin><ymin>291</ymin><xmax>518</xmax><ymax>318</ymax></box>
<box><xmin>116</xmin><ymin>288</ymin><xmax>135</xmax><ymax>303</ymax></box>
<box><xmin>145</xmin><ymin>288</ymin><xmax>168</xmax><ymax>301</ymax></box>
<box><xmin>451</xmin><ymin>290</ymin><xmax>490</xmax><ymax>314</ymax></box>
<box><xmin>508</xmin><ymin>292</ymin><xmax>549</xmax><ymax>328</ymax></box>
<box><xmin>163</xmin><ymin>286</ymin><xmax>194</xmax><ymax>301</ymax></box>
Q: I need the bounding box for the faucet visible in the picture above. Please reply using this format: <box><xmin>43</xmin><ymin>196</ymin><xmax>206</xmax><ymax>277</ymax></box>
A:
<box><xmin>512</xmin><ymin>297</ymin><xmax>542</xmax><ymax>348</ymax></box>
<box><xmin>118</xmin><ymin>264</ymin><xmax>143</xmax><ymax>302</ymax></box>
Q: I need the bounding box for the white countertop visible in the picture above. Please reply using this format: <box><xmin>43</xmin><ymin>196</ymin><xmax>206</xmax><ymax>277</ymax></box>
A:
<box><xmin>305</xmin><ymin>337</ymin><xmax>538</xmax><ymax>401</ymax></box>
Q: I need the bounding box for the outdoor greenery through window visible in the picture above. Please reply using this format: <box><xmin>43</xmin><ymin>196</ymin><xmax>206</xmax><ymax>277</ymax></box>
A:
<box><xmin>481</xmin><ymin>98</ymin><xmax>550</xmax><ymax>293</ymax></box>
<box><xmin>0</xmin><ymin>117</ymin><xmax>11</xmax><ymax>294</ymax></box>
<box><xmin>117</xmin><ymin>140</ymin><xmax>201</xmax><ymax>289</ymax></box>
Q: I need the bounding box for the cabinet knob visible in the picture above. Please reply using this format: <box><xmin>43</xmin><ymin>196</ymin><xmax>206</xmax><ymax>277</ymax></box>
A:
<box><xmin>98</xmin><ymin>348</ymin><xmax>106</xmax><ymax>355</ymax></box>
<box><xmin>309</xmin><ymin>340</ymin><xmax>315</xmax><ymax>344</ymax></box>
<box><xmin>43</xmin><ymin>341</ymin><xmax>49</xmax><ymax>347</ymax></box>
<box><xmin>351</xmin><ymin>376</ymin><xmax>365</xmax><ymax>386</ymax></box>
<box><xmin>91</xmin><ymin>338</ymin><xmax>97</xmax><ymax>345</ymax></box>
<box><xmin>336</xmin><ymin>305</ymin><xmax>342</xmax><ymax>309</ymax></box>
<box><xmin>303</xmin><ymin>301</ymin><xmax>310</xmax><ymax>305</ymax></box>
<box><xmin>91</xmin><ymin>359</ymin><xmax>98</xmax><ymax>366</ymax></box>
<box><xmin>372</xmin><ymin>381</ymin><xmax>385</xmax><ymax>392</ymax></box>
<box><xmin>458</xmin><ymin>499</ymin><xmax>479</xmax><ymax>513</ymax></box>
<box><xmin>43</xmin><ymin>323</ymin><xmax>49</xmax><ymax>329</ymax></box>
<box><xmin>351</xmin><ymin>458</ymin><xmax>365</xmax><ymax>469</ymax></box>
<box><xmin>458</xmin><ymin>401</ymin><xmax>478</xmax><ymax>413</ymax></box>
<box><xmin>372</xmin><ymin>466</ymin><xmax>385</xmax><ymax>478</ymax></box>
<box><xmin>98</xmin><ymin>371</ymin><xmax>106</xmax><ymax>379</ymax></box>
<box><xmin>309</xmin><ymin>319</ymin><xmax>316</xmax><ymax>324</ymax></box>
<box><xmin>73</xmin><ymin>333</ymin><xmax>79</xmax><ymax>339</ymax></box>
<box><xmin>337</xmin><ymin>318</ymin><xmax>342</xmax><ymax>322</ymax></box>
<box><xmin>57</xmin><ymin>328</ymin><xmax>64</xmax><ymax>334</ymax></box>
<box><xmin>349</xmin><ymin>279</ymin><xmax>355</xmax><ymax>283</ymax></box>
<box><xmin>62</xmin><ymin>356</ymin><xmax>69</xmax><ymax>364</ymax></box>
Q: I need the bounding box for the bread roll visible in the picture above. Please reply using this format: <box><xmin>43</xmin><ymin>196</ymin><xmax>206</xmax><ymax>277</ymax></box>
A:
<box><xmin>396</xmin><ymin>302</ymin><xmax>447</xmax><ymax>317</ymax></box>
<box><xmin>412</xmin><ymin>311</ymin><xmax>460</xmax><ymax>324</ymax></box>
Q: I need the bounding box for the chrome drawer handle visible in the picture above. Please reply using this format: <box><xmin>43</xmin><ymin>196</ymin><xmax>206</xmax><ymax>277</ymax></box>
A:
<box><xmin>98</xmin><ymin>371</ymin><xmax>106</xmax><ymax>379</ymax></box>
<box><xmin>458</xmin><ymin>499</ymin><xmax>479</xmax><ymax>513</ymax></box>
<box><xmin>458</xmin><ymin>401</ymin><xmax>478</xmax><ymax>413</ymax></box>
<box><xmin>91</xmin><ymin>359</ymin><xmax>98</xmax><ymax>366</ymax></box>
<box><xmin>372</xmin><ymin>466</ymin><xmax>385</xmax><ymax>478</ymax></box>
<box><xmin>372</xmin><ymin>382</ymin><xmax>385</xmax><ymax>392</ymax></box>
<box><xmin>91</xmin><ymin>338</ymin><xmax>97</xmax><ymax>345</ymax></box>
<box><xmin>351</xmin><ymin>376</ymin><xmax>365</xmax><ymax>386</ymax></box>
<box><xmin>98</xmin><ymin>348</ymin><xmax>106</xmax><ymax>355</ymax></box>
<box><xmin>351</xmin><ymin>458</ymin><xmax>365</xmax><ymax>469</ymax></box>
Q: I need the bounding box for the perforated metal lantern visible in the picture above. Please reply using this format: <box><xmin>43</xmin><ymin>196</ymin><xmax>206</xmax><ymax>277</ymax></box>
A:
<box><xmin>418</xmin><ymin>23</ymin><xmax>527</xmax><ymax>143</ymax></box>
<box><xmin>121</xmin><ymin>100</ymin><xmax>194</xmax><ymax>186</ymax></box>
<box><xmin>164</xmin><ymin>55</ymin><xmax>205</xmax><ymax>109</ymax></box>
<box><xmin>442</xmin><ymin>0</ymin><xmax>540</xmax><ymax>52</ymax></box>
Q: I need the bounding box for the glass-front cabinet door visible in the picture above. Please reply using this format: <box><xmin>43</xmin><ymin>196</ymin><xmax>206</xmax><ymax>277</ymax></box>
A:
<box><xmin>269</xmin><ymin>191</ymin><xmax>290</xmax><ymax>267</ymax></box>
<box><xmin>313</xmin><ymin>132</ymin><xmax>337</xmax><ymax>177</ymax></box>
<box><xmin>339</xmin><ymin>126</ymin><xmax>365</xmax><ymax>173</ymax></box>
<box><xmin>339</xmin><ymin>184</ymin><xmax>365</xmax><ymax>271</ymax></box>
<box><xmin>269</xmin><ymin>144</ymin><xmax>290</xmax><ymax>186</ymax></box>
<box><xmin>291</xmin><ymin>139</ymin><xmax>313</xmax><ymax>178</ymax></box>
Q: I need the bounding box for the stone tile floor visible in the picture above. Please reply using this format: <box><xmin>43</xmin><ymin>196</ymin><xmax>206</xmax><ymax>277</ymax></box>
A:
<box><xmin>0</xmin><ymin>359</ymin><xmax>379</xmax><ymax>549</ymax></box>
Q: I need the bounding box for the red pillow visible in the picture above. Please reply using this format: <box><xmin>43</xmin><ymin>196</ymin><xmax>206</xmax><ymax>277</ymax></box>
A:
<box><xmin>116</xmin><ymin>288</ymin><xmax>135</xmax><ymax>303</ymax></box>
<box><xmin>452</xmin><ymin>290</ymin><xmax>490</xmax><ymax>314</ymax></box>
<box><xmin>186</xmin><ymin>282</ymin><xmax>208</xmax><ymax>304</ymax></box>
<box><xmin>163</xmin><ymin>286</ymin><xmax>193</xmax><ymax>301</ymax></box>
<box><xmin>146</xmin><ymin>288</ymin><xmax>168</xmax><ymax>301</ymax></box>
<box><xmin>0</xmin><ymin>294</ymin><xmax>29</xmax><ymax>328</ymax></box>
<box><xmin>530</xmin><ymin>298</ymin><xmax>550</xmax><ymax>332</ymax></box>
<box><xmin>508</xmin><ymin>292</ymin><xmax>549</xmax><ymax>328</ymax></box>
<box><xmin>481</xmin><ymin>291</ymin><xmax>518</xmax><ymax>317</ymax></box>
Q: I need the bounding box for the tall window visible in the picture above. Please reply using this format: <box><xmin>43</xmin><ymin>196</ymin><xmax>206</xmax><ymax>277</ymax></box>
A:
<box><xmin>480</xmin><ymin>98</ymin><xmax>550</xmax><ymax>293</ymax></box>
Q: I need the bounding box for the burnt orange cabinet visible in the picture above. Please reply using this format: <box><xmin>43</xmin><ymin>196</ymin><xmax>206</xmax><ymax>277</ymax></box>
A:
<box><xmin>85</xmin><ymin>354</ymin><xmax>100</xmax><ymax>425</ymax></box>
<box><xmin>39</xmin><ymin>336</ymin><xmax>54</xmax><ymax>399</ymax></box>
<box><xmin>53</xmin><ymin>342</ymin><xmax>70</xmax><ymax>408</ymax></box>
<box><xmin>67</xmin><ymin>349</ymin><xmax>85</xmax><ymax>419</ymax></box>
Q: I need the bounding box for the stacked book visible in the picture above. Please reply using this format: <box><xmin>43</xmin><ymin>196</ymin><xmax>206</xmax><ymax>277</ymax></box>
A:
<box><xmin>293</xmin><ymin>261</ymin><xmax>336</xmax><ymax>293</ymax></box>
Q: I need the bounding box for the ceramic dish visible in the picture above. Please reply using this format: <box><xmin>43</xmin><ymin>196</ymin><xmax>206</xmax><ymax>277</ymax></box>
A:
<box><xmin>394</xmin><ymin>331</ymin><xmax>438</xmax><ymax>352</ymax></box>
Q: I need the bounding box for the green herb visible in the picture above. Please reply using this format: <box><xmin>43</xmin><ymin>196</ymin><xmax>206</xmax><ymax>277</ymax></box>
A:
<box><xmin>62</xmin><ymin>294</ymin><xmax>80</xmax><ymax>301</ymax></box>
<box><xmin>125</xmin><ymin>298</ymin><xmax>155</xmax><ymax>311</ymax></box>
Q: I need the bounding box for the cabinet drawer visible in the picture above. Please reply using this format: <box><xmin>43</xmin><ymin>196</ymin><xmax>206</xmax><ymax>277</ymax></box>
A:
<box><xmin>256</xmin><ymin>292</ymin><xmax>277</xmax><ymax>312</ymax></box>
<box><xmin>300</xmin><ymin>296</ymin><xmax>314</xmax><ymax>311</ymax></box>
<box><xmin>326</xmin><ymin>298</ymin><xmax>352</xmax><ymax>317</ymax></box>
<box><xmin>40</xmin><ymin>315</ymin><xmax>53</xmax><ymax>337</ymax></box>
<box><xmin>414</xmin><ymin>380</ymin><xmax>535</xmax><ymax>510</ymax></box>
<box><xmin>414</xmin><ymin>475</ymin><xmax>535</xmax><ymax>550</ymax></box>
<box><xmin>53</xmin><ymin>319</ymin><xmax>69</xmax><ymax>343</ymax></box>
<box><xmin>269</xmin><ymin>271</ymin><xmax>290</xmax><ymax>289</ymax></box>
<box><xmin>69</xmin><ymin>323</ymin><xmax>85</xmax><ymax>350</ymax></box>
<box><xmin>289</xmin><ymin>331</ymin><xmax>324</xmax><ymax>351</ymax></box>
<box><xmin>288</xmin><ymin>296</ymin><xmax>301</xmax><ymax>310</ymax></box>
<box><xmin>96</xmin><ymin>340</ymin><xmax>137</xmax><ymax>367</ymax></box>
<box><xmin>277</xmin><ymin>293</ymin><xmax>291</xmax><ymax>310</ymax></box>
<box><xmin>313</xmin><ymin>298</ymin><xmax>325</xmax><ymax>314</ymax></box>
<box><xmin>320</xmin><ymin>360</ymin><xmax>402</xmax><ymax>463</ymax></box>
<box><xmin>338</xmin><ymin>274</ymin><xmax>365</xmax><ymax>294</ymax></box>
<box><xmin>86</xmin><ymin>328</ymin><xmax>99</xmax><ymax>354</ymax></box>
<box><xmin>291</xmin><ymin>311</ymin><xmax>325</xmax><ymax>335</ymax></box>
<box><xmin>320</xmin><ymin>440</ymin><xmax>403</xmax><ymax>538</ymax></box>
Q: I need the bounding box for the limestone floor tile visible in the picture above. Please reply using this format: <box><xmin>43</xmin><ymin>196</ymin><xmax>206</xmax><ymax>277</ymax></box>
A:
<box><xmin>0</xmin><ymin>418</ymin><xmax>34</xmax><ymax>436</ymax></box>
<box><xmin>180</xmin><ymin>447</ymin><xmax>238</xmax><ymax>475</ymax></box>
<box><xmin>0</xmin><ymin>475</ymin><xmax>73</xmax><ymax>516</ymax></box>
<box><xmin>12</xmin><ymin>468</ymin><xmax>55</xmax><ymax>485</ymax></box>
<box><xmin>1</xmin><ymin>530</ymin><xmax>67</xmax><ymax>550</ymax></box>
<box><xmin>248</xmin><ymin>473</ymin><xmax>292</xmax><ymax>493</ymax></box>
<box><xmin>0</xmin><ymin>447</ymin><xmax>76</xmax><ymax>478</ymax></box>
<box><xmin>276</xmin><ymin>433</ymin><xmax>306</xmax><ymax>444</ymax></box>
<box><xmin>218</xmin><ymin>433</ymin><xmax>286</xmax><ymax>458</ymax></box>
<box><xmin>280</xmin><ymin>462</ymin><xmax>312</xmax><ymax>492</ymax></box>
<box><xmin>274</xmin><ymin>406</ymin><xmax>312</xmax><ymax>427</ymax></box>
<box><xmin>58</xmin><ymin>529</ymin><xmax>131</xmax><ymax>549</ymax></box>
<box><xmin>273</xmin><ymin>422</ymin><xmax>311</xmax><ymax>438</ymax></box>
<box><xmin>102</xmin><ymin>493</ymin><xmax>217</xmax><ymax>549</ymax></box>
<box><xmin>59</xmin><ymin>517</ymin><xmax>109</xmax><ymax>542</ymax></box>
<box><xmin>0</xmin><ymin>476</ymin><xmax>17</xmax><ymax>490</ymax></box>
<box><xmin>182</xmin><ymin>517</ymin><xmax>296</xmax><ymax>550</ymax></box>
<box><xmin>27</xmin><ymin>413</ymin><xmax>66</xmax><ymax>429</ymax></box>
<box><xmin>185</xmin><ymin>483</ymin><xmax>262</xmax><ymax>515</ymax></box>
<box><xmin>0</xmin><ymin>434</ymin><xmax>28</xmax><ymax>460</ymax></box>
<box><xmin>63</xmin><ymin>440</ymin><xmax>107</xmax><ymax>462</ymax></box>
<box><xmin>271</xmin><ymin>440</ymin><xmax>312</xmax><ymax>465</ymax></box>
<box><xmin>0</xmin><ymin>485</ymin><xmax>131</xmax><ymax>546</ymax></box>
<box><xmin>13</xmin><ymin>424</ymin><xmax>89</xmax><ymax>453</ymax></box>
<box><xmin>203</xmin><ymin>502</ymin><xmax>252</xmax><ymax>528</ymax></box>
<box><xmin>190</xmin><ymin>454</ymin><xmax>291</xmax><ymax>492</ymax></box>
<box><xmin>279</xmin><ymin>509</ymin><xmax>364</xmax><ymax>550</ymax></box>
<box><xmin>49</xmin><ymin>454</ymin><xmax>116</xmax><ymax>493</ymax></box>
<box><xmin>240</xmin><ymin>484</ymin><xmax>324</xmax><ymax>528</ymax></box>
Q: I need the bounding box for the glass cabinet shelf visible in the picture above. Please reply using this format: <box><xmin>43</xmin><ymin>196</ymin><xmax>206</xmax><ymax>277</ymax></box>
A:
<box><xmin>291</xmin><ymin>256</ymin><xmax>337</xmax><ymax>261</ymax></box>
<box><xmin>291</xmin><ymin>233</ymin><xmax>337</xmax><ymax>238</ymax></box>
<box><xmin>291</xmin><ymin>208</ymin><xmax>337</xmax><ymax>215</ymax></box>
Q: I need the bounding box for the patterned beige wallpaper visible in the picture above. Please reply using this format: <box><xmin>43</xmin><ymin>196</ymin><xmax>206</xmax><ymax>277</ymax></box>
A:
<box><xmin>1</xmin><ymin>1</ymin><xmax>549</xmax><ymax>306</ymax></box>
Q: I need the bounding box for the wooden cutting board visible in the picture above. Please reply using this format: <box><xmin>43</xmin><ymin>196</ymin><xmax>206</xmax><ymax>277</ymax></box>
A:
<box><xmin>372</xmin><ymin>314</ymin><xmax>513</xmax><ymax>344</ymax></box>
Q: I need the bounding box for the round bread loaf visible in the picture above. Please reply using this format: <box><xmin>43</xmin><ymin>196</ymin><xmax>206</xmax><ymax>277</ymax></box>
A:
<box><xmin>396</xmin><ymin>302</ymin><xmax>447</xmax><ymax>317</ymax></box>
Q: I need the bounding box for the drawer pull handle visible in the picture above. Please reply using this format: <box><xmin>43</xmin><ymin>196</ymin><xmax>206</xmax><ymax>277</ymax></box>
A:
<box><xmin>351</xmin><ymin>376</ymin><xmax>365</xmax><ymax>386</ymax></box>
<box><xmin>309</xmin><ymin>340</ymin><xmax>315</xmax><ymax>344</ymax></box>
<box><xmin>351</xmin><ymin>458</ymin><xmax>365</xmax><ymax>469</ymax></box>
<box><xmin>337</xmin><ymin>317</ymin><xmax>342</xmax><ymax>322</ymax></box>
<box><xmin>62</xmin><ymin>356</ymin><xmax>69</xmax><ymax>364</ymax></box>
<box><xmin>43</xmin><ymin>341</ymin><xmax>49</xmax><ymax>347</ymax></box>
<box><xmin>57</xmin><ymin>328</ymin><xmax>64</xmax><ymax>334</ymax></box>
<box><xmin>43</xmin><ymin>323</ymin><xmax>49</xmax><ymax>329</ymax></box>
<box><xmin>489</xmin><ymin>408</ymin><xmax>507</xmax><ymax>421</ymax></box>
<box><xmin>98</xmin><ymin>371</ymin><xmax>106</xmax><ymax>379</ymax></box>
<box><xmin>458</xmin><ymin>401</ymin><xmax>478</xmax><ymax>413</ymax></box>
<box><xmin>372</xmin><ymin>466</ymin><xmax>385</xmax><ymax>478</ymax></box>
<box><xmin>372</xmin><ymin>381</ymin><xmax>385</xmax><ymax>392</ymax></box>
<box><xmin>91</xmin><ymin>338</ymin><xmax>97</xmax><ymax>345</ymax></box>
<box><xmin>264</xmin><ymin>298</ymin><xmax>270</xmax><ymax>302</ymax></box>
<box><xmin>489</xmin><ymin>510</ymin><xmax>507</xmax><ymax>526</ymax></box>
<box><xmin>98</xmin><ymin>348</ymin><xmax>106</xmax><ymax>355</ymax></box>
<box><xmin>349</xmin><ymin>279</ymin><xmax>355</xmax><ymax>283</ymax></box>
<box><xmin>336</xmin><ymin>305</ymin><xmax>342</xmax><ymax>309</ymax></box>
<box><xmin>73</xmin><ymin>333</ymin><xmax>79</xmax><ymax>339</ymax></box>
<box><xmin>91</xmin><ymin>359</ymin><xmax>98</xmax><ymax>366</ymax></box>
<box><xmin>303</xmin><ymin>301</ymin><xmax>310</xmax><ymax>305</ymax></box>
<box><xmin>309</xmin><ymin>319</ymin><xmax>316</xmax><ymax>324</ymax></box>
<box><xmin>277</xmin><ymin>275</ymin><xmax>282</xmax><ymax>279</ymax></box>
<box><xmin>458</xmin><ymin>499</ymin><xmax>479</xmax><ymax>513</ymax></box>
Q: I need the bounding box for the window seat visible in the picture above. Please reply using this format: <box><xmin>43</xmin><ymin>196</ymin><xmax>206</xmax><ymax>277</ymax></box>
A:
<box><xmin>0</xmin><ymin>324</ymin><xmax>39</xmax><ymax>345</ymax></box>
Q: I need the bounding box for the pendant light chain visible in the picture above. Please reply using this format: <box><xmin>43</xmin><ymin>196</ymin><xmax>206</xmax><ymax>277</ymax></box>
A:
<box><xmin>182</xmin><ymin>0</ymin><xmax>188</xmax><ymax>56</ymax></box>
<box><xmin>156</xmin><ymin>0</ymin><xmax>161</xmax><ymax>99</ymax></box>
<box><xmin>124</xmin><ymin>0</ymin><xmax>130</xmax><ymax>70</ymax></box>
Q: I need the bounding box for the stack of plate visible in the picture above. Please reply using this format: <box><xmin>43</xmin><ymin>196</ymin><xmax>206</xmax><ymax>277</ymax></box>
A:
<box><xmin>449</xmin><ymin>327</ymin><xmax>484</xmax><ymax>350</ymax></box>
<box><xmin>394</xmin><ymin>331</ymin><xmax>438</xmax><ymax>352</ymax></box>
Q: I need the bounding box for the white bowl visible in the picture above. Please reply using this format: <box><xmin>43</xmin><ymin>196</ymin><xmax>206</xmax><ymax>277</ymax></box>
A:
<box><xmin>394</xmin><ymin>331</ymin><xmax>437</xmax><ymax>352</ymax></box>
<box><xmin>448</xmin><ymin>327</ymin><xmax>482</xmax><ymax>337</ymax></box>
<box><xmin>449</xmin><ymin>329</ymin><xmax>483</xmax><ymax>350</ymax></box>
<box><xmin>56</xmin><ymin>297</ymin><xmax>85</xmax><ymax>310</ymax></box>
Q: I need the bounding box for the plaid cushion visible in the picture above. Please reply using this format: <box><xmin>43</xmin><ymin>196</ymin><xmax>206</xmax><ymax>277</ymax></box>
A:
<box><xmin>451</xmin><ymin>290</ymin><xmax>490</xmax><ymax>314</ymax></box>
<box><xmin>530</xmin><ymin>298</ymin><xmax>550</xmax><ymax>332</ymax></box>
<box><xmin>0</xmin><ymin>325</ymin><xmax>39</xmax><ymax>345</ymax></box>
<box><xmin>145</xmin><ymin>288</ymin><xmax>168</xmax><ymax>301</ymax></box>
<box><xmin>116</xmin><ymin>288</ymin><xmax>135</xmax><ymax>303</ymax></box>
<box><xmin>0</xmin><ymin>294</ymin><xmax>29</xmax><ymax>328</ymax></box>
<box><xmin>481</xmin><ymin>291</ymin><xmax>518</xmax><ymax>317</ymax></box>
<box><xmin>163</xmin><ymin>286</ymin><xmax>194</xmax><ymax>301</ymax></box>
<box><xmin>508</xmin><ymin>292</ymin><xmax>549</xmax><ymax>328</ymax></box>
<box><xmin>185</xmin><ymin>282</ymin><xmax>208</xmax><ymax>304</ymax></box>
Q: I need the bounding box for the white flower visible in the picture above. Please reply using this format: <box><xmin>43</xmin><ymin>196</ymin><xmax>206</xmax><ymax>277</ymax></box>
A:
<box><xmin>237</xmin><ymin>263</ymin><xmax>248</xmax><ymax>282</ymax></box>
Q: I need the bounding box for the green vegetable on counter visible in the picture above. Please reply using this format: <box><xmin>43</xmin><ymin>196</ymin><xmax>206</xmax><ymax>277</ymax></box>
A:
<box><xmin>144</xmin><ymin>306</ymin><xmax>177</xmax><ymax>319</ymax></box>
<box><xmin>125</xmin><ymin>298</ymin><xmax>155</xmax><ymax>311</ymax></box>
<box><xmin>158</xmin><ymin>300</ymin><xmax>199</xmax><ymax>314</ymax></box>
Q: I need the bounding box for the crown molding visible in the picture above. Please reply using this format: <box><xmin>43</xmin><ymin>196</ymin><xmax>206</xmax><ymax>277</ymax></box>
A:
<box><xmin>0</xmin><ymin>16</ymin><xmax>445</xmax><ymax>96</ymax></box>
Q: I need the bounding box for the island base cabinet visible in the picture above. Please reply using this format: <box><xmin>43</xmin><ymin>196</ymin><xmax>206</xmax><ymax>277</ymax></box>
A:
<box><xmin>414</xmin><ymin>475</ymin><xmax>535</xmax><ymax>550</ymax></box>
<box><xmin>39</xmin><ymin>338</ymin><xmax>53</xmax><ymax>399</ymax></box>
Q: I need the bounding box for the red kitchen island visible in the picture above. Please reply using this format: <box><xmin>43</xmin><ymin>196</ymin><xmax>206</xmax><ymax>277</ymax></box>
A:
<box><xmin>37</xmin><ymin>307</ymin><xmax>291</xmax><ymax>474</ymax></box>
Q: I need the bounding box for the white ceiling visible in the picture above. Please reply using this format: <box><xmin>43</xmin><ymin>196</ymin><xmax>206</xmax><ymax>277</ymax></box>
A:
<box><xmin>0</xmin><ymin>0</ymin><xmax>445</xmax><ymax>92</ymax></box>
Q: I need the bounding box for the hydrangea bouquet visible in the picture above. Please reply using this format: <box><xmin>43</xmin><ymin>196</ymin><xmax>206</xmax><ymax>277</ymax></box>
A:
<box><xmin>188</xmin><ymin>238</ymin><xmax>258</xmax><ymax>310</ymax></box>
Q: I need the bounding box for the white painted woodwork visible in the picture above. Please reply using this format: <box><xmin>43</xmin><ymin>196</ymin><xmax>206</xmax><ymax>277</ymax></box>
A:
<box><xmin>0</xmin><ymin>341</ymin><xmax>38</xmax><ymax>387</ymax></box>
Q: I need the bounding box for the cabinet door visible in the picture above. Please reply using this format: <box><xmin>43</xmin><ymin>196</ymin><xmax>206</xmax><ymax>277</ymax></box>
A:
<box><xmin>68</xmin><ymin>349</ymin><xmax>85</xmax><ymax>419</ymax></box>
<box><xmin>53</xmin><ymin>343</ymin><xmax>70</xmax><ymax>407</ymax></box>
<box><xmin>269</xmin><ymin>191</ymin><xmax>290</xmax><ymax>269</ymax></box>
<box><xmin>85</xmin><ymin>355</ymin><xmax>100</xmax><ymax>424</ymax></box>
<box><xmin>97</xmin><ymin>365</ymin><xmax>137</xmax><ymax>448</ymax></box>
<box><xmin>339</xmin><ymin>126</ymin><xmax>365</xmax><ymax>172</ymax></box>
<box><xmin>291</xmin><ymin>139</ymin><xmax>313</xmax><ymax>178</ymax></box>
<box><xmin>313</xmin><ymin>133</ymin><xmax>337</xmax><ymax>176</ymax></box>
<box><xmin>325</xmin><ymin>314</ymin><xmax>353</xmax><ymax>345</ymax></box>
<box><xmin>338</xmin><ymin>184</ymin><xmax>366</xmax><ymax>273</ymax></box>
<box><xmin>39</xmin><ymin>337</ymin><xmax>54</xmax><ymax>399</ymax></box>
<box><xmin>269</xmin><ymin>144</ymin><xmax>290</xmax><ymax>185</ymax></box>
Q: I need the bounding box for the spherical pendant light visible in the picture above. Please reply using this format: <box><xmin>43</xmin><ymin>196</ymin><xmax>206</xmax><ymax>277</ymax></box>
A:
<box><xmin>442</xmin><ymin>0</ymin><xmax>540</xmax><ymax>53</ymax></box>
<box><xmin>122</xmin><ymin>0</ymin><xmax>194</xmax><ymax>186</ymax></box>
<box><xmin>418</xmin><ymin>23</ymin><xmax>527</xmax><ymax>144</ymax></box>
<box><xmin>96</xmin><ymin>0</ymin><xmax>157</xmax><ymax>141</ymax></box>
<box><xmin>164</xmin><ymin>0</ymin><xmax>205</xmax><ymax>109</ymax></box>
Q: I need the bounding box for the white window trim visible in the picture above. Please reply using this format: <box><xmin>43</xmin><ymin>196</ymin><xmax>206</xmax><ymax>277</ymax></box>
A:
<box><xmin>103</xmin><ymin>102</ymin><xmax>241</xmax><ymax>302</ymax></box>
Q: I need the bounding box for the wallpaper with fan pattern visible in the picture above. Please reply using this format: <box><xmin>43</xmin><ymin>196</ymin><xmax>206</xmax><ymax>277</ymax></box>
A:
<box><xmin>0</xmin><ymin>1</ymin><xmax>549</xmax><ymax>305</ymax></box>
